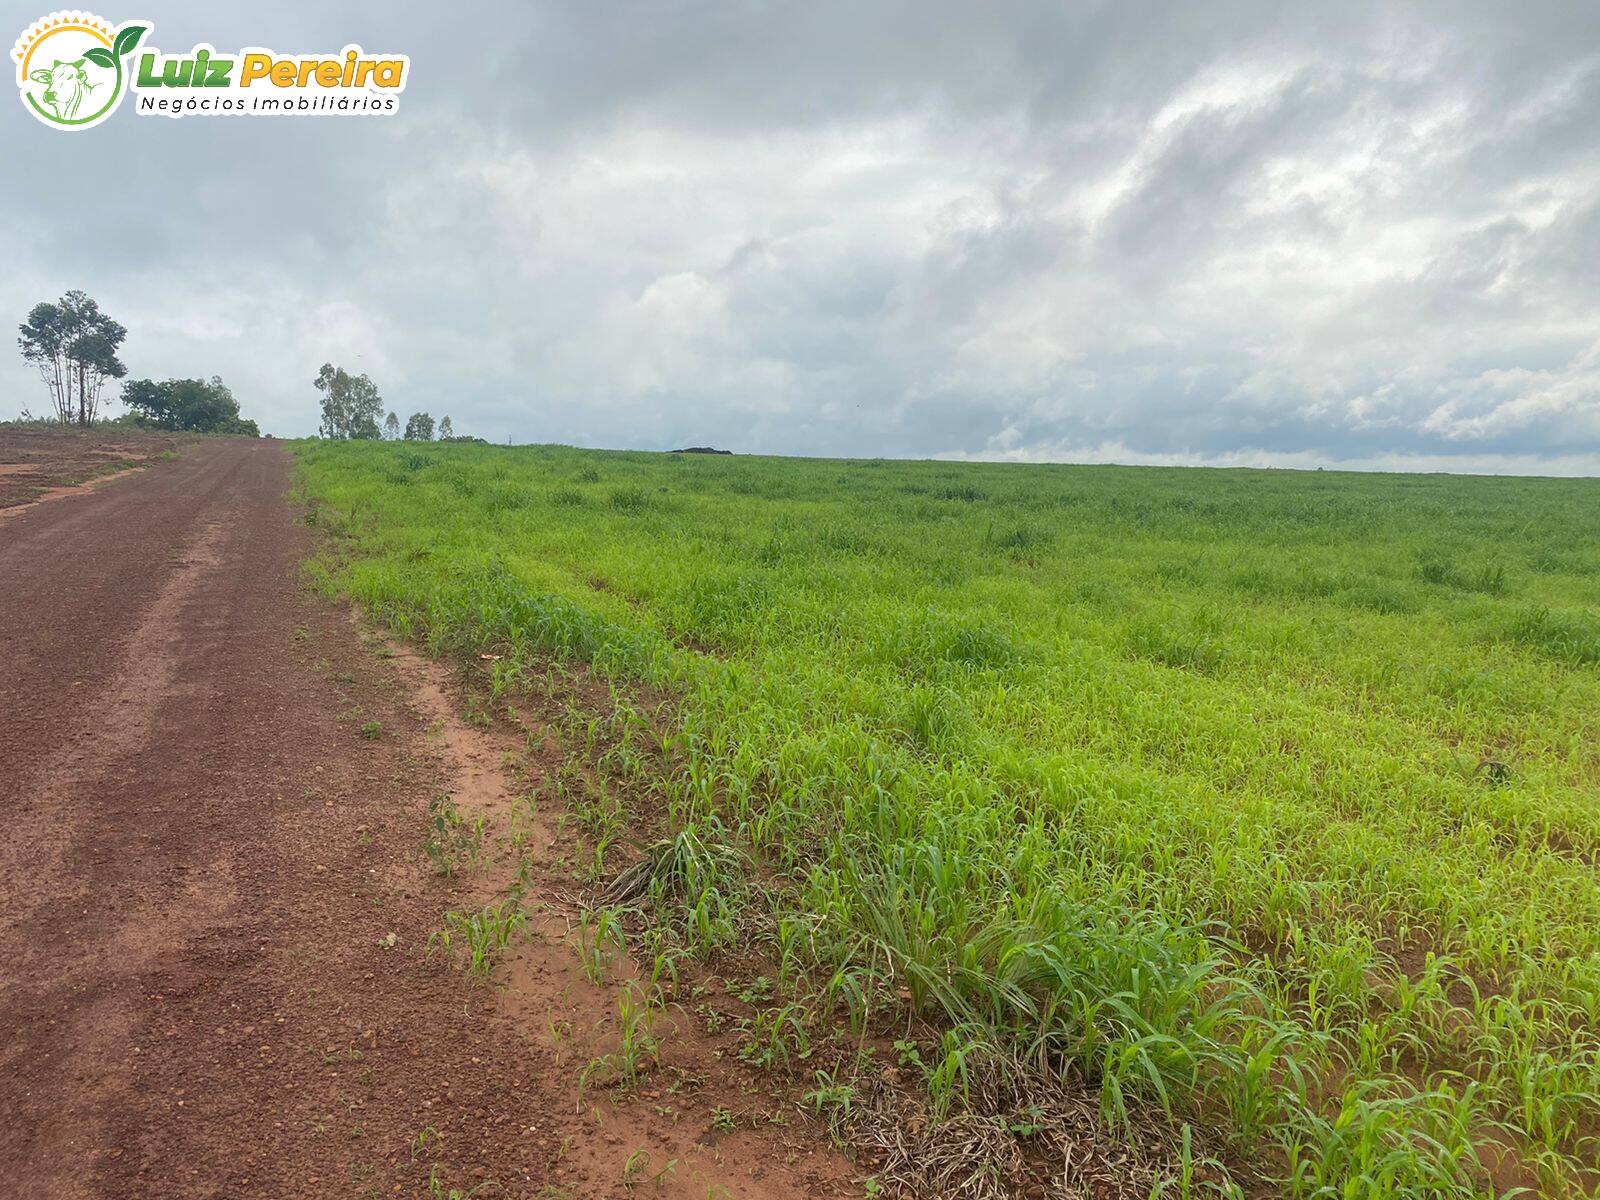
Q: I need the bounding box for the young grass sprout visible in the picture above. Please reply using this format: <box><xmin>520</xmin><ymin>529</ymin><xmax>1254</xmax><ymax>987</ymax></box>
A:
<box><xmin>428</xmin><ymin>900</ymin><xmax>527</xmax><ymax>981</ymax></box>
<box><xmin>298</xmin><ymin>439</ymin><xmax>1600</xmax><ymax>1198</ymax></box>
<box><xmin>422</xmin><ymin>794</ymin><xmax>486</xmax><ymax>878</ymax></box>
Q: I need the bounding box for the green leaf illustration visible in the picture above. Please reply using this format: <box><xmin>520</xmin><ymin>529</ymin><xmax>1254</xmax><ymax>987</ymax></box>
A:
<box><xmin>83</xmin><ymin>46</ymin><xmax>115</xmax><ymax>68</ymax></box>
<box><xmin>113</xmin><ymin>24</ymin><xmax>147</xmax><ymax>59</ymax></box>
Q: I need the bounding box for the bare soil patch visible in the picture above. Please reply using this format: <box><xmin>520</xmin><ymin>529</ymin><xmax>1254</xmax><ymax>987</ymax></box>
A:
<box><xmin>0</xmin><ymin>425</ymin><xmax>182</xmax><ymax>513</ymax></box>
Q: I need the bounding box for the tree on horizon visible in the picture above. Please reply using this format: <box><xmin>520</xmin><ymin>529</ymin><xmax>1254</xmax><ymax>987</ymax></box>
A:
<box><xmin>18</xmin><ymin>290</ymin><xmax>128</xmax><ymax>427</ymax></box>
<box><xmin>314</xmin><ymin>363</ymin><xmax>384</xmax><ymax>440</ymax></box>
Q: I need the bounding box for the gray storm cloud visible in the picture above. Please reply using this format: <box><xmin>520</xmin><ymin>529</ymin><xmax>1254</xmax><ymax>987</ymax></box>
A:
<box><xmin>2</xmin><ymin>0</ymin><xmax>1597</xmax><ymax>471</ymax></box>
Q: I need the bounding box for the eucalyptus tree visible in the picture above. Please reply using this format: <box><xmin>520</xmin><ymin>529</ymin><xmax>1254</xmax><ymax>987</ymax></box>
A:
<box><xmin>18</xmin><ymin>290</ymin><xmax>128</xmax><ymax>426</ymax></box>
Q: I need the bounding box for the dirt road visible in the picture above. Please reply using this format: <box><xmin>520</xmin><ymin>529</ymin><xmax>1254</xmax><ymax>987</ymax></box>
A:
<box><xmin>0</xmin><ymin>440</ymin><xmax>846</xmax><ymax>1199</ymax></box>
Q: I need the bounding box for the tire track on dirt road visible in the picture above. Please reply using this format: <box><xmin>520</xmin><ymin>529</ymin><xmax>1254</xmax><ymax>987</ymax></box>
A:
<box><xmin>0</xmin><ymin>442</ymin><xmax>304</xmax><ymax>1197</ymax></box>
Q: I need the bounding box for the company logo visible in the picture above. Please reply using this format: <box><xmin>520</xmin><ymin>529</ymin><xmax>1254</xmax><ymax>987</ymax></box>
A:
<box><xmin>13</xmin><ymin>11</ymin><xmax>146</xmax><ymax>129</ymax></box>
<box><xmin>13</xmin><ymin>11</ymin><xmax>410</xmax><ymax>129</ymax></box>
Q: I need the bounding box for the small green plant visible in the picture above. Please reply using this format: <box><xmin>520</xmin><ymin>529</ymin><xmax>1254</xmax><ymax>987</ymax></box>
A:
<box><xmin>581</xmin><ymin>982</ymin><xmax>661</xmax><ymax>1089</ymax></box>
<box><xmin>803</xmin><ymin>1069</ymin><xmax>856</xmax><ymax>1141</ymax></box>
<box><xmin>409</xmin><ymin>1126</ymin><xmax>439</xmax><ymax>1161</ymax></box>
<box><xmin>427</xmin><ymin>900</ymin><xmax>527</xmax><ymax>981</ymax></box>
<box><xmin>576</xmin><ymin>905</ymin><xmax>626</xmax><ymax>985</ymax></box>
<box><xmin>359</xmin><ymin>719</ymin><xmax>382</xmax><ymax>740</ymax></box>
<box><xmin>623</xmin><ymin>1148</ymin><xmax>648</xmax><ymax>1183</ymax></box>
<box><xmin>422</xmin><ymin>795</ymin><xmax>485</xmax><ymax>878</ymax></box>
<box><xmin>733</xmin><ymin>975</ymin><xmax>773</xmax><ymax>1004</ymax></box>
<box><xmin>464</xmin><ymin>693</ymin><xmax>492</xmax><ymax>729</ymax></box>
<box><xmin>621</xmin><ymin>1147</ymin><xmax>676</xmax><ymax>1189</ymax></box>
<box><xmin>736</xmin><ymin>1003</ymin><xmax>811</xmax><ymax>1069</ymax></box>
<box><xmin>425</xmin><ymin>1166</ymin><xmax>497</xmax><ymax>1200</ymax></box>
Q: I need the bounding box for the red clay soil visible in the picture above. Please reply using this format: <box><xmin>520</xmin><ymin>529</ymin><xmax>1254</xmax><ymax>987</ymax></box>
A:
<box><xmin>0</xmin><ymin>426</ymin><xmax>180</xmax><ymax>510</ymax></box>
<box><xmin>0</xmin><ymin>439</ymin><xmax>851</xmax><ymax>1200</ymax></box>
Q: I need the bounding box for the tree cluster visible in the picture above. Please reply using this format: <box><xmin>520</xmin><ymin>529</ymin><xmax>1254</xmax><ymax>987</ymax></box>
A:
<box><xmin>17</xmin><ymin>291</ymin><xmax>262</xmax><ymax>435</ymax></box>
<box><xmin>370</xmin><ymin>402</ymin><xmax>462</xmax><ymax>442</ymax></box>
<box><xmin>122</xmin><ymin>376</ymin><xmax>260</xmax><ymax>436</ymax></box>
<box><xmin>314</xmin><ymin>362</ymin><xmax>384</xmax><ymax>440</ymax></box>
<box><xmin>16</xmin><ymin>296</ymin><xmax>463</xmax><ymax>444</ymax></box>
<box><xmin>404</xmin><ymin>411</ymin><xmax>435</xmax><ymax>441</ymax></box>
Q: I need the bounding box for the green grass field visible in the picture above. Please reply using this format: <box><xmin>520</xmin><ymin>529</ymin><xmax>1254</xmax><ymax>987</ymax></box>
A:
<box><xmin>295</xmin><ymin>441</ymin><xmax>1600</xmax><ymax>1198</ymax></box>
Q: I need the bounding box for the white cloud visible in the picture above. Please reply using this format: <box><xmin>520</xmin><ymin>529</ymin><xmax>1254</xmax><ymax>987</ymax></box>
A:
<box><xmin>1</xmin><ymin>0</ymin><xmax>1596</xmax><ymax>469</ymax></box>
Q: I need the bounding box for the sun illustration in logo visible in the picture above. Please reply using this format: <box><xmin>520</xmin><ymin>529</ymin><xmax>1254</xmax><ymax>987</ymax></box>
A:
<box><xmin>12</xmin><ymin>10</ymin><xmax>148</xmax><ymax>130</ymax></box>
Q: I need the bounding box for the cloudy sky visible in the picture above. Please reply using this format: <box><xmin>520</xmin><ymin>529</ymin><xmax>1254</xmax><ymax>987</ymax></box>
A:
<box><xmin>4</xmin><ymin>1</ymin><xmax>1599</xmax><ymax>472</ymax></box>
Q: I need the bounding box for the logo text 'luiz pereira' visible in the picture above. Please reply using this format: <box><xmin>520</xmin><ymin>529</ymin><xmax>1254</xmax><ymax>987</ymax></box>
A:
<box><xmin>13</xmin><ymin>11</ymin><xmax>410</xmax><ymax>130</ymax></box>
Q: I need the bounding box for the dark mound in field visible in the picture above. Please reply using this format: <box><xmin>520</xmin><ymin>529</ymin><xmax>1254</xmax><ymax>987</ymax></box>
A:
<box><xmin>672</xmin><ymin>446</ymin><xmax>732</xmax><ymax>455</ymax></box>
